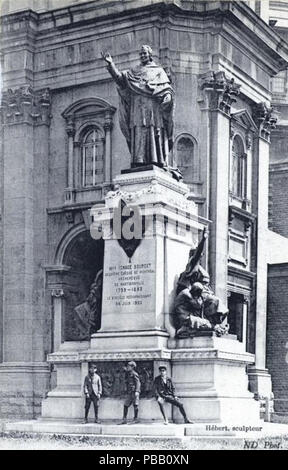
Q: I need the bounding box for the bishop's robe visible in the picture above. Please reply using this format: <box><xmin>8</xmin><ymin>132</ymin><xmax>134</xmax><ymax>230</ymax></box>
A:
<box><xmin>109</xmin><ymin>61</ymin><xmax>174</xmax><ymax>165</ymax></box>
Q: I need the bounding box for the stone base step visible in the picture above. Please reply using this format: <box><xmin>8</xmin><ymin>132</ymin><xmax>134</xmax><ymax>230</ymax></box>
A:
<box><xmin>2</xmin><ymin>419</ymin><xmax>274</xmax><ymax>438</ymax></box>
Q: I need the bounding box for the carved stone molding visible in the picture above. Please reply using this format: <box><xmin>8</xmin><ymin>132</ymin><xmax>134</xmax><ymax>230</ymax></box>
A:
<box><xmin>252</xmin><ymin>102</ymin><xmax>277</xmax><ymax>142</ymax></box>
<box><xmin>172</xmin><ymin>349</ymin><xmax>254</xmax><ymax>363</ymax></box>
<box><xmin>228</xmin><ymin>205</ymin><xmax>255</xmax><ymax>227</ymax></box>
<box><xmin>47</xmin><ymin>349</ymin><xmax>171</xmax><ymax>363</ymax></box>
<box><xmin>104</xmin><ymin>110</ymin><xmax>114</xmax><ymax>131</ymax></box>
<box><xmin>200</xmin><ymin>71</ymin><xmax>241</xmax><ymax>116</ymax></box>
<box><xmin>51</xmin><ymin>289</ymin><xmax>65</xmax><ymax>298</ymax></box>
<box><xmin>65</xmin><ymin>118</ymin><xmax>75</xmax><ymax>137</ymax></box>
<box><xmin>106</xmin><ymin>181</ymin><xmax>196</xmax><ymax>212</ymax></box>
<box><xmin>65</xmin><ymin>211</ymin><xmax>75</xmax><ymax>224</ymax></box>
<box><xmin>0</xmin><ymin>86</ymin><xmax>51</xmax><ymax>126</ymax></box>
<box><xmin>172</xmin><ymin>350</ymin><xmax>218</xmax><ymax>360</ymax></box>
<box><xmin>47</xmin><ymin>353</ymin><xmax>79</xmax><ymax>363</ymax></box>
<box><xmin>245</xmin><ymin>134</ymin><xmax>252</xmax><ymax>150</ymax></box>
<box><xmin>79</xmin><ymin>350</ymin><xmax>171</xmax><ymax>361</ymax></box>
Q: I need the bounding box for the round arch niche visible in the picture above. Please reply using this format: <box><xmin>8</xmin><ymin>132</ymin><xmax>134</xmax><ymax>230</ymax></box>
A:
<box><xmin>63</xmin><ymin>230</ymin><xmax>104</xmax><ymax>341</ymax></box>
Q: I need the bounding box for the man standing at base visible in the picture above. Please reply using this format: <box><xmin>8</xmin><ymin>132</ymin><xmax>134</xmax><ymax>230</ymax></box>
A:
<box><xmin>119</xmin><ymin>361</ymin><xmax>141</xmax><ymax>424</ymax></box>
<box><xmin>83</xmin><ymin>364</ymin><xmax>102</xmax><ymax>424</ymax></box>
<box><xmin>153</xmin><ymin>366</ymin><xmax>193</xmax><ymax>425</ymax></box>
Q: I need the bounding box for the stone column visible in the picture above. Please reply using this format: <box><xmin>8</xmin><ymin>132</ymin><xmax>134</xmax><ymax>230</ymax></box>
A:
<box><xmin>0</xmin><ymin>76</ymin><xmax>4</xmax><ymax>364</ymax></box>
<box><xmin>45</xmin><ymin>264</ymin><xmax>72</xmax><ymax>351</ymax></box>
<box><xmin>32</xmin><ymin>89</ymin><xmax>52</xmax><ymax>363</ymax></box>
<box><xmin>200</xmin><ymin>71</ymin><xmax>241</xmax><ymax>305</ymax></box>
<box><xmin>0</xmin><ymin>87</ymin><xmax>51</xmax><ymax>417</ymax></box>
<box><xmin>65</xmin><ymin>118</ymin><xmax>76</xmax><ymax>203</ymax></box>
<box><xmin>248</xmin><ymin>103</ymin><xmax>277</xmax><ymax>398</ymax></box>
<box><xmin>51</xmin><ymin>289</ymin><xmax>65</xmax><ymax>353</ymax></box>
<box><xmin>0</xmin><ymin>87</ymin><xmax>51</xmax><ymax>362</ymax></box>
<box><xmin>104</xmin><ymin>110</ymin><xmax>113</xmax><ymax>183</ymax></box>
<box><xmin>242</xmin><ymin>296</ymin><xmax>249</xmax><ymax>349</ymax></box>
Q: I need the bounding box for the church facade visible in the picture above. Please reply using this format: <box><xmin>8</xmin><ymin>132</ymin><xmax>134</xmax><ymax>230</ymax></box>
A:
<box><xmin>1</xmin><ymin>0</ymin><xmax>288</xmax><ymax>419</ymax></box>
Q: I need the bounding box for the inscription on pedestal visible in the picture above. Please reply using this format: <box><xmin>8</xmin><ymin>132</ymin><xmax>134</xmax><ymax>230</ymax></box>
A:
<box><xmin>103</xmin><ymin>261</ymin><xmax>155</xmax><ymax>312</ymax></box>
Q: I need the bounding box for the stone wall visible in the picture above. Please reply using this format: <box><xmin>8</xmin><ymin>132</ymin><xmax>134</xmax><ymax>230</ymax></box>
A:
<box><xmin>267</xmin><ymin>263</ymin><xmax>288</xmax><ymax>414</ymax></box>
<box><xmin>0</xmin><ymin>363</ymin><xmax>50</xmax><ymax>418</ymax></box>
<box><xmin>269</xmin><ymin>163</ymin><xmax>288</xmax><ymax>236</ymax></box>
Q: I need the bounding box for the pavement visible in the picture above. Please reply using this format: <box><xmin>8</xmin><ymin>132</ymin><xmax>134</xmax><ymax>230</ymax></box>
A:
<box><xmin>0</xmin><ymin>418</ymin><xmax>288</xmax><ymax>449</ymax></box>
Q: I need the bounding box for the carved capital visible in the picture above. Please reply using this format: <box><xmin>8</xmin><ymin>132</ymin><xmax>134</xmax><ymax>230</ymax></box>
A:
<box><xmin>51</xmin><ymin>289</ymin><xmax>65</xmax><ymax>298</ymax></box>
<box><xmin>243</xmin><ymin>295</ymin><xmax>250</xmax><ymax>305</ymax></box>
<box><xmin>228</xmin><ymin>208</ymin><xmax>235</xmax><ymax>226</ymax></box>
<box><xmin>104</xmin><ymin>110</ymin><xmax>114</xmax><ymax>131</ymax></box>
<box><xmin>252</xmin><ymin>102</ymin><xmax>277</xmax><ymax>142</ymax></box>
<box><xmin>200</xmin><ymin>71</ymin><xmax>241</xmax><ymax>116</ymax></box>
<box><xmin>244</xmin><ymin>219</ymin><xmax>252</xmax><ymax>233</ymax></box>
<box><xmin>246</xmin><ymin>134</ymin><xmax>252</xmax><ymax>150</ymax></box>
<box><xmin>65</xmin><ymin>210</ymin><xmax>75</xmax><ymax>224</ymax></box>
<box><xmin>65</xmin><ymin>118</ymin><xmax>75</xmax><ymax>137</ymax></box>
<box><xmin>0</xmin><ymin>87</ymin><xmax>52</xmax><ymax>126</ymax></box>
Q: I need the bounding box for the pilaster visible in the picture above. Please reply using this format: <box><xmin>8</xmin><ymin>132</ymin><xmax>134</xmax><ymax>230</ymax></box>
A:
<box><xmin>200</xmin><ymin>71</ymin><xmax>241</xmax><ymax>307</ymax></box>
<box><xmin>0</xmin><ymin>86</ymin><xmax>51</xmax><ymax>362</ymax></box>
<box><xmin>248</xmin><ymin>102</ymin><xmax>277</xmax><ymax>397</ymax></box>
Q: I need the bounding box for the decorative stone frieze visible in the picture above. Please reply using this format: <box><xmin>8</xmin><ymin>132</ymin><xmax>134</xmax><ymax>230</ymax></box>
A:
<box><xmin>47</xmin><ymin>349</ymin><xmax>172</xmax><ymax>363</ymax></box>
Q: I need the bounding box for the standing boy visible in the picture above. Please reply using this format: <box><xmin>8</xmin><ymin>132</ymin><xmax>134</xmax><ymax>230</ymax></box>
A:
<box><xmin>83</xmin><ymin>364</ymin><xmax>102</xmax><ymax>423</ymax></box>
<box><xmin>119</xmin><ymin>361</ymin><xmax>141</xmax><ymax>424</ymax></box>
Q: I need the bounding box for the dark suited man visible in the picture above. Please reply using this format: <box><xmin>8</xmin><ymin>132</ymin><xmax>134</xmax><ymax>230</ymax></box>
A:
<box><xmin>83</xmin><ymin>365</ymin><xmax>102</xmax><ymax>423</ymax></box>
<box><xmin>153</xmin><ymin>366</ymin><xmax>192</xmax><ymax>424</ymax></box>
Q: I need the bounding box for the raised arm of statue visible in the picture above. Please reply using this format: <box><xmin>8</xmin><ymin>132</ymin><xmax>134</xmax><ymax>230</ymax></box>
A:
<box><xmin>186</xmin><ymin>228</ymin><xmax>208</xmax><ymax>276</ymax></box>
<box><xmin>101</xmin><ymin>51</ymin><xmax>124</xmax><ymax>87</ymax></box>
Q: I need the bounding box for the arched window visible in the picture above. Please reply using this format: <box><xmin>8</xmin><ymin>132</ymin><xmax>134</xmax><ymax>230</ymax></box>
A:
<box><xmin>230</xmin><ymin>135</ymin><xmax>247</xmax><ymax>199</ymax></box>
<box><xmin>175</xmin><ymin>135</ymin><xmax>195</xmax><ymax>183</ymax></box>
<box><xmin>81</xmin><ymin>127</ymin><xmax>104</xmax><ymax>187</ymax></box>
<box><xmin>62</xmin><ymin>98</ymin><xmax>115</xmax><ymax>203</ymax></box>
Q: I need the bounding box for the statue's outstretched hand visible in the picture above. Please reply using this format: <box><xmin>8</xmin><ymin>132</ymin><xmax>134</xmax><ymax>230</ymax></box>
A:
<box><xmin>101</xmin><ymin>52</ymin><xmax>113</xmax><ymax>64</ymax></box>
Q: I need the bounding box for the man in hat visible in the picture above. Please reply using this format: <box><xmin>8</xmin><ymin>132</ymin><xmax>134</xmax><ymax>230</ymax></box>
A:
<box><xmin>83</xmin><ymin>364</ymin><xmax>102</xmax><ymax>424</ymax></box>
<box><xmin>153</xmin><ymin>366</ymin><xmax>192</xmax><ymax>424</ymax></box>
<box><xmin>119</xmin><ymin>361</ymin><xmax>141</xmax><ymax>424</ymax></box>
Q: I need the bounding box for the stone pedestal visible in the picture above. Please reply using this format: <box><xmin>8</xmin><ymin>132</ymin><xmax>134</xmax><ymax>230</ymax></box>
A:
<box><xmin>171</xmin><ymin>335</ymin><xmax>260</xmax><ymax>423</ymax></box>
<box><xmin>41</xmin><ymin>167</ymin><xmax>260</xmax><ymax>424</ymax></box>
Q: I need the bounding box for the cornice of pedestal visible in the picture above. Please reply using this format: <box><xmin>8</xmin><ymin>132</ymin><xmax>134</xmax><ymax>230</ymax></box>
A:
<box><xmin>105</xmin><ymin>184</ymin><xmax>197</xmax><ymax>214</ymax></box>
<box><xmin>0</xmin><ymin>86</ymin><xmax>52</xmax><ymax>126</ymax></box>
<box><xmin>103</xmin><ymin>168</ymin><xmax>199</xmax><ymax>216</ymax></box>
<box><xmin>46</xmin><ymin>347</ymin><xmax>255</xmax><ymax>364</ymax></box>
<box><xmin>47</xmin><ymin>348</ymin><xmax>172</xmax><ymax>363</ymax></box>
<box><xmin>171</xmin><ymin>348</ymin><xmax>255</xmax><ymax>364</ymax></box>
<box><xmin>89</xmin><ymin>167</ymin><xmax>208</xmax><ymax>241</ymax></box>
